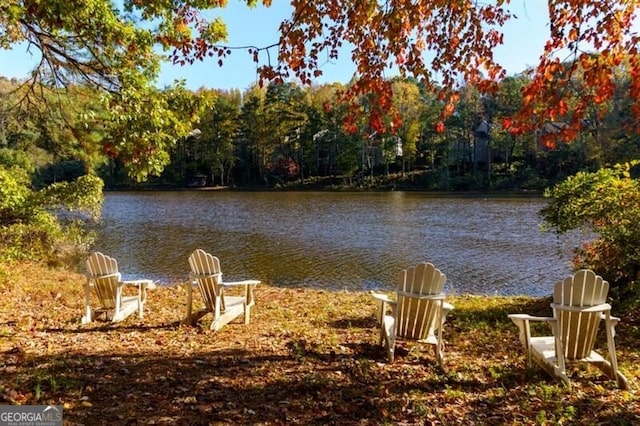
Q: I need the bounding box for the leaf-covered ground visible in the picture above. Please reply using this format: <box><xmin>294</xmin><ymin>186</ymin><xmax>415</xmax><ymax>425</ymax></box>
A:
<box><xmin>1</xmin><ymin>262</ymin><xmax>639</xmax><ymax>425</ymax></box>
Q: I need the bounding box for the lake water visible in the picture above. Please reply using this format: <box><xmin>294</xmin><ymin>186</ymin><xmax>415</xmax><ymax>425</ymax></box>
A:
<box><xmin>92</xmin><ymin>191</ymin><xmax>584</xmax><ymax>297</ymax></box>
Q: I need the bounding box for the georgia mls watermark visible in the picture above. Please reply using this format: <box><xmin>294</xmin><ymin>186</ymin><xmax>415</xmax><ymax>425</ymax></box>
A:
<box><xmin>0</xmin><ymin>405</ymin><xmax>62</xmax><ymax>426</ymax></box>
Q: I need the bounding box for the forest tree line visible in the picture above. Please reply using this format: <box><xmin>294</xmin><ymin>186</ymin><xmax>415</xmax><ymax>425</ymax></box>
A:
<box><xmin>2</xmin><ymin>63</ymin><xmax>640</xmax><ymax>192</ymax></box>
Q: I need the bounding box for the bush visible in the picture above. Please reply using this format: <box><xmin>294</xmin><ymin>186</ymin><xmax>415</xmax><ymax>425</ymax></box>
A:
<box><xmin>540</xmin><ymin>161</ymin><xmax>640</xmax><ymax>307</ymax></box>
<box><xmin>0</xmin><ymin>164</ymin><xmax>103</xmax><ymax>266</ymax></box>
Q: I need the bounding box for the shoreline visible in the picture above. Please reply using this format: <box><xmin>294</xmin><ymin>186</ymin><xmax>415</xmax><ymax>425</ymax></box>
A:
<box><xmin>105</xmin><ymin>185</ymin><xmax>547</xmax><ymax>198</ymax></box>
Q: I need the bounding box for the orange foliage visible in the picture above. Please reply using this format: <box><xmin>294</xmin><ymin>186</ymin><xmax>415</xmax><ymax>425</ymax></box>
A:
<box><xmin>541</xmin><ymin>134</ymin><xmax>557</xmax><ymax>150</ymax></box>
<box><xmin>501</xmin><ymin>117</ymin><xmax>524</xmax><ymax>136</ymax></box>
<box><xmin>516</xmin><ymin>0</ymin><xmax>640</xmax><ymax>133</ymax></box>
<box><xmin>167</xmin><ymin>0</ymin><xmax>640</xmax><ymax>134</ymax></box>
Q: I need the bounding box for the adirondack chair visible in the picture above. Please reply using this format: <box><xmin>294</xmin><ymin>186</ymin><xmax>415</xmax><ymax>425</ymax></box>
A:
<box><xmin>509</xmin><ymin>269</ymin><xmax>629</xmax><ymax>389</ymax></box>
<box><xmin>371</xmin><ymin>262</ymin><xmax>454</xmax><ymax>367</ymax></box>
<box><xmin>186</xmin><ymin>249</ymin><xmax>260</xmax><ymax>331</ymax></box>
<box><xmin>82</xmin><ymin>252</ymin><xmax>152</xmax><ymax>324</ymax></box>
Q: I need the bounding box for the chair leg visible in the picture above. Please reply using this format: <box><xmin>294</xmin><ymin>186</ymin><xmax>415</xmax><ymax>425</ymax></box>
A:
<box><xmin>386</xmin><ymin>336</ymin><xmax>395</xmax><ymax>363</ymax></box>
<box><xmin>616</xmin><ymin>371</ymin><xmax>630</xmax><ymax>390</ymax></box>
<box><xmin>81</xmin><ymin>308</ymin><xmax>93</xmax><ymax>324</ymax></box>
<box><xmin>434</xmin><ymin>341</ymin><xmax>444</xmax><ymax>368</ymax></box>
<box><xmin>210</xmin><ymin>317</ymin><xmax>220</xmax><ymax>331</ymax></box>
<box><xmin>602</xmin><ymin>312</ymin><xmax>628</xmax><ymax>388</ymax></box>
<box><xmin>384</xmin><ymin>322</ymin><xmax>396</xmax><ymax>363</ymax></box>
<box><xmin>138</xmin><ymin>285</ymin><xmax>145</xmax><ymax>319</ymax></box>
<box><xmin>244</xmin><ymin>305</ymin><xmax>251</xmax><ymax>324</ymax></box>
<box><xmin>554</xmin><ymin>368</ymin><xmax>571</xmax><ymax>388</ymax></box>
<box><xmin>83</xmin><ymin>282</ymin><xmax>93</xmax><ymax>324</ymax></box>
<box><xmin>184</xmin><ymin>281</ymin><xmax>194</xmax><ymax>325</ymax></box>
<box><xmin>436</xmin><ymin>317</ymin><xmax>444</xmax><ymax>368</ymax></box>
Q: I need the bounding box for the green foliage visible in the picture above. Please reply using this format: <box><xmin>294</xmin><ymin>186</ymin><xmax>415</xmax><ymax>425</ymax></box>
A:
<box><xmin>0</xmin><ymin>148</ymin><xmax>36</xmax><ymax>172</ymax></box>
<box><xmin>335</xmin><ymin>136</ymin><xmax>361</xmax><ymax>183</ymax></box>
<box><xmin>4</xmin><ymin>52</ymin><xmax>640</xmax><ymax>191</ymax></box>
<box><xmin>540</xmin><ymin>161</ymin><xmax>640</xmax><ymax>305</ymax></box>
<box><xmin>0</xmin><ymin>165</ymin><xmax>103</xmax><ymax>265</ymax></box>
<box><xmin>1</xmin><ymin>0</ymin><xmax>160</xmax><ymax>91</ymax></box>
<box><xmin>0</xmin><ymin>0</ymin><xmax>210</xmax><ymax>183</ymax></box>
<box><xmin>102</xmin><ymin>81</ymin><xmax>211</xmax><ymax>182</ymax></box>
<box><xmin>0</xmin><ymin>165</ymin><xmax>30</xmax><ymax>218</ymax></box>
<box><xmin>186</xmin><ymin>90</ymin><xmax>241</xmax><ymax>186</ymax></box>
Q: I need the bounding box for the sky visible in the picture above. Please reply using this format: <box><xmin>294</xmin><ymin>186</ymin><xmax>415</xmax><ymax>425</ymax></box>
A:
<box><xmin>0</xmin><ymin>1</ymin><xmax>552</xmax><ymax>91</ymax></box>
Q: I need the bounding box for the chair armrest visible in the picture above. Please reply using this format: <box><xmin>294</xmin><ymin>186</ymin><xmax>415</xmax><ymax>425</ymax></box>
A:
<box><xmin>508</xmin><ymin>314</ymin><xmax>555</xmax><ymax>337</ymax></box>
<box><xmin>221</xmin><ymin>279</ymin><xmax>260</xmax><ymax>287</ymax></box>
<box><xmin>442</xmin><ymin>302</ymin><xmax>454</xmax><ymax>318</ymax></box>
<box><xmin>508</xmin><ymin>314</ymin><xmax>554</xmax><ymax>367</ymax></box>
<box><xmin>371</xmin><ymin>291</ymin><xmax>397</xmax><ymax>323</ymax></box>
<box><xmin>371</xmin><ymin>292</ymin><xmax>395</xmax><ymax>304</ymax></box>
<box><xmin>508</xmin><ymin>314</ymin><xmax>554</xmax><ymax>323</ymax></box>
<box><xmin>123</xmin><ymin>279</ymin><xmax>156</xmax><ymax>289</ymax></box>
<box><xmin>599</xmin><ymin>313</ymin><xmax>622</xmax><ymax>341</ymax></box>
<box><xmin>123</xmin><ymin>279</ymin><xmax>155</xmax><ymax>306</ymax></box>
<box><xmin>86</xmin><ymin>272</ymin><xmax>121</xmax><ymax>282</ymax></box>
<box><xmin>221</xmin><ymin>280</ymin><xmax>259</xmax><ymax>307</ymax></box>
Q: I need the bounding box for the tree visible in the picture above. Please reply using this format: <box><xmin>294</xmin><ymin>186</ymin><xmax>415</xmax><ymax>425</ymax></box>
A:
<box><xmin>4</xmin><ymin>1</ymin><xmax>640</xmax><ymax>166</ymax></box>
<box><xmin>0</xmin><ymin>163</ymin><xmax>103</xmax><ymax>264</ymax></box>
<box><xmin>5</xmin><ymin>1</ymin><xmax>640</xmax><ymax>181</ymax></box>
<box><xmin>335</xmin><ymin>134</ymin><xmax>361</xmax><ymax>186</ymax></box>
<box><xmin>540</xmin><ymin>161</ymin><xmax>640</xmax><ymax>307</ymax></box>
<box><xmin>307</xmin><ymin>83</ymin><xmax>349</xmax><ymax>178</ymax></box>
<box><xmin>520</xmin><ymin>2</ymin><xmax>640</xmax><ymax>134</ymax></box>
<box><xmin>391</xmin><ymin>79</ymin><xmax>422</xmax><ymax>174</ymax></box>
<box><xmin>101</xmin><ymin>81</ymin><xmax>211</xmax><ymax>181</ymax></box>
<box><xmin>162</xmin><ymin>0</ymin><xmax>640</xmax><ymax>138</ymax></box>
<box><xmin>263</xmin><ymin>0</ymin><xmax>511</xmax><ymax>131</ymax></box>
<box><xmin>1</xmin><ymin>0</ymin><xmax>223</xmax><ymax>180</ymax></box>
<box><xmin>238</xmin><ymin>85</ymin><xmax>270</xmax><ymax>184</ymax></box>
<box><xmin>197</xmin><ymin>90</ymin><xmax>242</xmax><ymax>186</ymax></box>
<box><xmin>263</xmin><ymin>82</ymin><xmax>309</xmax><ymax>182</ymax></box>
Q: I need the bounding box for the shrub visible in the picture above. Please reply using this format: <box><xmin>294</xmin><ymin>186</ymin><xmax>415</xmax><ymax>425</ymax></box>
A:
<box><xmin>540</xmin><ymin>161</ymin><xmax>640</xmax><ymax>307</ymax></box>
<box><xmin>0</xmin><ymin>165</ymin><xmax>103</xmax><ymax>266</ymax></box>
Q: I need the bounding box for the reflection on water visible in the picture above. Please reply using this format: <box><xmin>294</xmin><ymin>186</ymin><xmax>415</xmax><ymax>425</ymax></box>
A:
<box><xmin>92</xmin><ymin>191</ymin><xmax>584</xmax><ymax>297</ymax></box>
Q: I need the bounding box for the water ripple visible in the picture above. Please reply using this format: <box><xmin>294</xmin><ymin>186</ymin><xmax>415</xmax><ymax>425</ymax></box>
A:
<box><xmin>93</xmin><ymin>191</ymin><xmax>582</xmax><ymax>297</ymax></box>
